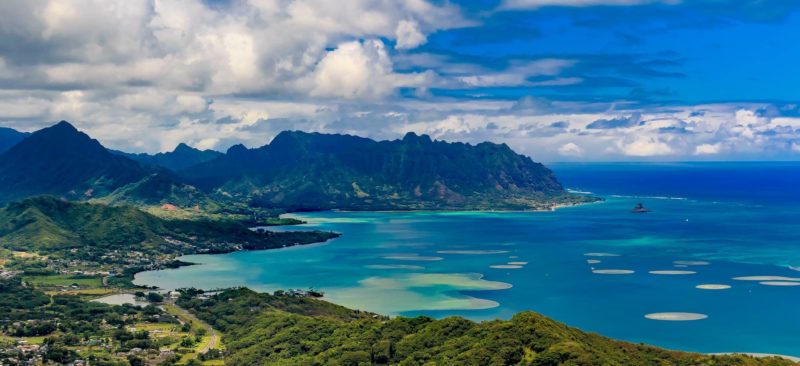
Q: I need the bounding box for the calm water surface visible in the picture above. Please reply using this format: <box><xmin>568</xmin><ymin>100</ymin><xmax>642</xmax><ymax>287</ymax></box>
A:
<box><xmin>135</xmin><ymin>163</ymin><xmax>800</xmax><ymax>356</ymax></box>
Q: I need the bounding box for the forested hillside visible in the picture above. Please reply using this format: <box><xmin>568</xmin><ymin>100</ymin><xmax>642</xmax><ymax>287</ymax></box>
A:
<box><xmin>179</xmin><ymin>288</ymin><xmax>795</xmax><ymax>366</ymax></box>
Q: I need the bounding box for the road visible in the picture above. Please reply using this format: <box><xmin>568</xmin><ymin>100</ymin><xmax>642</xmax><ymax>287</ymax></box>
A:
<box><xmin>165</xmin><ymin>302</ymin><xmax>220</xmax><ymax>353</ymax></box>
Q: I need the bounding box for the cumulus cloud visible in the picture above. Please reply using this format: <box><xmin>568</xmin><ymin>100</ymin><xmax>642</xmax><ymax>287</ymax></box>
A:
<box><xmin>617</xmin><ymin>136</ymin><xmax>673</xmax><ymax>156</ymax></box>
<box><xmin>395</xmin><ymin>20</ymin><xmax>427</xmax><ymax>50</ymax></box>
<box><xmin>694</xmin><ymin>143</ymin><xmax>721</xmax><ymax>155</ymax></box>
<box><xmin>310</xmin><ymin>40</ymin><xmax>432</xmax><ymax>99</ymax></box>
<box><xmin>0</xmin><ymin>0</ymin><xmax>797</xmax><ymax>163</ymax></box>
<box><xmin>558</xmin><ymin>142</ymin><xmax>583</xmax><ymax>157</ymax></box>
<box><xmin>0</xmin><ymin>0</ymin><xmax>468</xmax><ymax>151</ymax></box>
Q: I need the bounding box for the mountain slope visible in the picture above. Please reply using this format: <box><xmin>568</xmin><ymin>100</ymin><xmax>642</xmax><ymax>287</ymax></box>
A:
<box><xmin>179</xmin><ymin>288</ymin><xmax>796</xmax><ymax>366</ymax></box>
<box><xmin>183</xmin><ymin>131</ymin><xmax>583</xmax><ymax>210</ymax></box>
<box><xmin>0</xmin><ymin>121</ymin><xmax>149</xmax><ymax>203</ymax></box>
<box><xmin>0</xmin><ymin>196</ymin><xmax>339</xmax><ymax>258</ymax></box>
<box><xmin>98</xmin><ymin>172</ymin><xmax>220</xmax><ymax>211</ymax></box>
<box><xmin>0</xmin><ymin>127</ymin><xmax>29</xmax><ymax>154</ymax></box>
<box><xmin>118</xmin><ymin>143</ymin><xmax>222</xmax><ymax>171</ymax></box>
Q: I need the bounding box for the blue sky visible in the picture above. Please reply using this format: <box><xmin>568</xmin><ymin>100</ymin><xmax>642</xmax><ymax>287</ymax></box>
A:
<box><xmin>0</xmin><ymin>0</ymin><xmax>798</xmax><ymax>161</ymax></box>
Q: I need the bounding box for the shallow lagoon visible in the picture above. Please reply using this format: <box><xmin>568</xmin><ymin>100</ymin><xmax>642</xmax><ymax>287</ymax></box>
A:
<box><xmin>136</xmin><ymin>163</ymin><xmax>800</xmax><ymax>357</ymax></box>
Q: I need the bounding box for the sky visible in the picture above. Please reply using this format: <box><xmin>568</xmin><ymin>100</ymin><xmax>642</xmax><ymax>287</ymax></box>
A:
<box><xmin>1</xmin><ymin>0</ymin><xmax>799</xmax><ymax>161</ymax></box>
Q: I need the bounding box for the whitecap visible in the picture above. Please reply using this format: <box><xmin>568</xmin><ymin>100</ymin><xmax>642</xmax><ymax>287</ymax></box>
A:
<box><xmin>759</xmin><ymin>281</ymin><xmax>800</xmax><ymax>286</ymax></box>
<box><xmin>490</xmin><ymin>265</ymin><xmax>523</xmax><ymax>269</ymax></box>
<box><xmin>696</xmin><ymin>284</ymin><xmax>731</xmax><ymax>290</ymax></box>
<box><xmin>645</xmin><ymin>312</ymin><xmax>707</xmax><ymax>321</ymax></box>
<box><xmin>592</xmin><ymin>269</ymin><xmax>635</xmax><ymax>275</ymax></box>
<box><xmin>507</xmin><ymin>262</ymin><xmax>528</xmax><ymax>265</ymax></box>
<box><xmin>586</xmin><ymin>259</ymin><xmax>601</xmax><ymax>264</ymax></box>
<box><xmin>649</xmin><ymin>270</ymin><xmax>696</xmax><ymax>275</ymax></box>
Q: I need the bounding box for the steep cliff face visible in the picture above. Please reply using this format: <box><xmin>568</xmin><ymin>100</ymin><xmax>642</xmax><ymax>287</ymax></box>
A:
<box><xmin>183</xmin><ymin>131</ymin><xmax>571</xmax><ymax>210</ymax></box>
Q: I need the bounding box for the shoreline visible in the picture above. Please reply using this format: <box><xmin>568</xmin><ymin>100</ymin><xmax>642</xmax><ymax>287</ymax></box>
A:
<box><xmin>320</xmin><ymin>198</ymin><xmax>604</xmax><ymax>214</ymax></box>
<box><xmin>710</xmin><ymin>353</ymin><xmax>800</xmax><ymax>363</ymax></box>
<box><xmin>131</xmin><ymin>208</ymin><xmax>800</xmax><ymax>362</ymax></box>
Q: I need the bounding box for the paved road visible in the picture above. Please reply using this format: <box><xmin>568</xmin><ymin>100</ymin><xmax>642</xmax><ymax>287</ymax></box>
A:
<box><xmin>167</xmin><ymin>302</ymin><xmax>219</xmax><ymax>353</ymax></box>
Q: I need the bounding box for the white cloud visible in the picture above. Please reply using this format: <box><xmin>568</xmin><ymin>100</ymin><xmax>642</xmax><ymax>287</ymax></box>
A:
<box><xmin>195</xmin><ymin>138</ymin><xmax>220</xmax><ymax>150</ymax></box>
<box><xmin>558</xmin><ymin>142</ymin><xmax>583</xmax><ymax>157</ymax></box>
<box><xmin>0</xmin><ymin>0</ymin><xmax>465</xmax><ymax>97</ymax></box>
<box><xmin>457</xmin><ymin>59</ymin><xmax>576</xmax><ymax>87</ymax></box>
<box><xmin>308</xmin><ymin>40</ymin><xmax>434</xmax><ymax>99</ymax></box>
<box><xmin>0</xmin><ymin>1</ymin><xmax>797</xmax><ymax>162</ymax></box>
<box><xmin>617</xmin><ymin>137</ymin><xmax>673</xmax><ymax>156</ymax></box>
<box><xmin>395</xmin><ymin>20</ymin><xmax>427</xmax><ymax>50</ymax></box>
<box><xmin>694</xmin><ymin>143</ymin><xmax>721</xmax><ymax>155</ymax></box>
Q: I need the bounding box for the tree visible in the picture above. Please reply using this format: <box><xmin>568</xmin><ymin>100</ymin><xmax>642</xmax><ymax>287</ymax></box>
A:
<box><xmin>146</xmin><ymin>292</ymin><xmax>164</xmax><ymax>303</ymax></box>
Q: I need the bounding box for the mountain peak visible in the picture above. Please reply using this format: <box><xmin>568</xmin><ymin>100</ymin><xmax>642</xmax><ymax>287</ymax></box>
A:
<box><xmin>402</xmin><ymin>132</ymin><xmax>432</xmax><ymax>144</ymax></box>
<box><xmin>226</xmin><ymin>143</ymin><xmax>248</xmax><ymax>155</ymax></box>
<box><xmin>51</xmin><ymin>120</ymin><xmax>78</xmax><ymax>132</ymax></box>
<box><xmin>0</xmin><ymin>121</ymin><xmax>148</xmax><ymax>203</ymax></box>
<box><xmin>174</xmin><ymin>143</ymin><xmax>195</xmax><ymax>153</ymax></box>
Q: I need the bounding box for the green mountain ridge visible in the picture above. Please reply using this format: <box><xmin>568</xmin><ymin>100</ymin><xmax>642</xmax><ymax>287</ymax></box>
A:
<box><xmin>114</xmin><ymin>142</ymin><xmax>223</xmax><ymax>171</ymax></box>
<box><xmin>178</xmin><ymin>288</ymin><xmax>796</xmax><ymax>366</ymax></box>
<box><xmin>182</xmin><ymin>130</ymin><xmax>588</xmax><ymax>210</ymax></box>
<box><xmin>0</xmin><ymin>121</ymin><xmax>150</xmax><ymax>204</ymax></box>
<box><xmin>0</xmin><ymin>196</ymin><xmax>338</xmax><ymax>259</ymax></box>
<box><xmin>0</xmin><ymin>122</ymin><xmax>589</xmax><ymax>211</ymax></box>
<box><xmin>97</xmin><ymin>172</ymin><xmax>221</xmax><ymax>211</ymax></box>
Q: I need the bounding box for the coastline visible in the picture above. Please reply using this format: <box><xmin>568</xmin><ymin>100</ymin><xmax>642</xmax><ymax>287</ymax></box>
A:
<box><xmin>130</xmin><ymin>204</ymin><xmax>800</xmax><ymax>360</ymax></box>
<box><xmin>710</xmin><ymin>353</ymin><xmax>800</xmax><ymax>363</ymax></box>
<box><xmin>327</xmin><ymin>196</ymin><xmax>604</xmax><ymax>214</ymax></box>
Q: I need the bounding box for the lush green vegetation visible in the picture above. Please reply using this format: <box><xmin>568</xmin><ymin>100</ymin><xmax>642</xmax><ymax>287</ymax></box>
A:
<box><xmin>182</xmin><ymin>130</ymin><xmax>596</xmax><ymax>211</ymax></box>
<box><xmin>0</xmin><ymin>196</ymin><xmax>339</xmax><ymax>291</ymax></box>
<box><xmin>0</xmin><ymin>122</ymin><xmax>596</xmax><ymax>213</ymax></box>
<box><xmin>0</xmin><ymin>121</ymin><xmax>148</xmax><ymax>204</ymax></box>
<box><xmin>0</xmin><ymin>196</ymin><xmax>339</xmax><ymax>259</ymax></box>
<box><xmin>178</xmin><ymin>288</ymin><xmax>795</xmax><ymax>366</ymax></box>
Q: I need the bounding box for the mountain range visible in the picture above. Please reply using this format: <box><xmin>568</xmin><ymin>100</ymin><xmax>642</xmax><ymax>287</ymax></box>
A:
<box><xmin>0</xmin><ymin>121</ymin><xmax>586</xmax><ymax>210</ymax></box>
<box><xmin>115</xmin><ymin>143</ymin><xmax>222</xmax><ymax>171</ymax></box>
<box><xmin>0</xmin><ymin>127</ymin><xmax>29</xmax><ymax>154</ymax></box>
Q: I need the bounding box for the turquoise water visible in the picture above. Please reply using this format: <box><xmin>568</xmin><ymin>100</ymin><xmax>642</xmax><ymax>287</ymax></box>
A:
<box><xmin>135</xmin><ymin>163</ymin><xmax>800</xmax><ymax>356</ymax></box>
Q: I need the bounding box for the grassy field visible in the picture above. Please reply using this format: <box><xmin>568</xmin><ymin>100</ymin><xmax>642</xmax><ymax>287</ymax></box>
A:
<box><xmin>11</xmin><ymin>251</ymin><xmax>46</xmax><ymax>259</ymax></box>
<box><xmin>47</xmin><ymin>288</ymin><xmax>118</xmax><ymax>297</ymax></box>
<box><xmin>24</xmin><ymin>274</ymin><xmax>103</xmax><ymax>288</ymax></box>
<box><xmin>0</xmin><ymin>335</ymin><xmax>48</xmax><ymax>345</ymax></box>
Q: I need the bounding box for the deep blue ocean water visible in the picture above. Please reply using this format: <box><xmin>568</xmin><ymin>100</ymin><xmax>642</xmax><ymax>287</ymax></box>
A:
<box><xmin>135</xmin><ymin>162</ymin><xmax>800</xmax><ymax>356</ymax></box>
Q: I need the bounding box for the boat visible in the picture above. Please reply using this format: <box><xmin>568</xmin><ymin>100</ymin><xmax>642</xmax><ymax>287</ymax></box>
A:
<box><xmin>631</xmin><ymin>203</ymin><xmax>649</xmax><ymax>213</ymax></box>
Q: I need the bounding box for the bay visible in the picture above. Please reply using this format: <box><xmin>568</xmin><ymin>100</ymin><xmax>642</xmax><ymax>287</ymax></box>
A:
<box><xmin>135</xmin><ymin>162</ymin><xmax>800</xmax><ymax>357</ymax></box>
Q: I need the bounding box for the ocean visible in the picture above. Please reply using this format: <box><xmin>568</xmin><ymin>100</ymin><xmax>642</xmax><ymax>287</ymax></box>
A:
<box><xmin>135</xmin><ymin>162</ymin><xmax>800</xmax><ymax>357</ymax></box>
